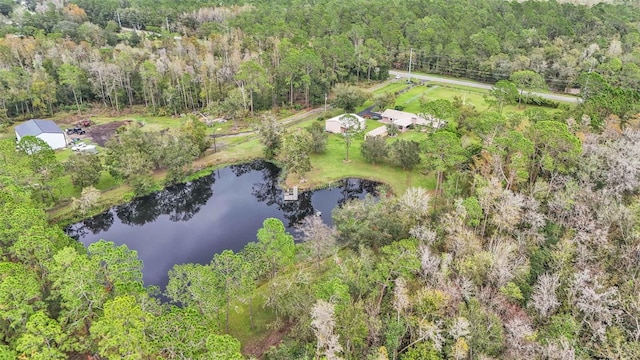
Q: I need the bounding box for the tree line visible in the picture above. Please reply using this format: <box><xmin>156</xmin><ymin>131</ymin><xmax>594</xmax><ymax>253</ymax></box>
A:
<box><xmin>0</xmin><ymin>0</ymin><xmax>640</xmax><ymax>122</ymax></box>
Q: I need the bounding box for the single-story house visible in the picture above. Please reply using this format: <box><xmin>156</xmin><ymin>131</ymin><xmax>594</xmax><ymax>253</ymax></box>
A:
<box><xmin>15</xmin><ymin>119</ymin><xmax>66</xmax><ymax>150</ymax></box>
<box><xmin>365</xmin><ymin>125</ymin><xmax>388</xmax><ymax>139</ymax></box>
<box><xmin>379</xmin><ymin>109</ymin><xmax>445</xmax><ymax>131</ymax></box>
<box><xmin>325</xmin><ymin>114</ymin><xmax>366</xmax><ymax>134</ymax></box>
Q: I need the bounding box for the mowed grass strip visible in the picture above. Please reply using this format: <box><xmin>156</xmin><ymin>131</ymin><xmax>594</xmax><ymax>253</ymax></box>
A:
<box><xmin>371</xmin><ymin>81</ymin><xmax>412</xmax><ymax>96</ymax></box>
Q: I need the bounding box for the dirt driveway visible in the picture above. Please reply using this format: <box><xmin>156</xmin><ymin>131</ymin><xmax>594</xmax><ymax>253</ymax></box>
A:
<box><xmin>84</xmin><ymin>121</ymin><xmax>130</xmax><ymax>146</ymax></box>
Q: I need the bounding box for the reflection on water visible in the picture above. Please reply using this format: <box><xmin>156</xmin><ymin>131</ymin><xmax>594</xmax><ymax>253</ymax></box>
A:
<box><xmin>65</xmin><ymin>160</ymin><xmax>379</xmax><ymax>290</ymax></box>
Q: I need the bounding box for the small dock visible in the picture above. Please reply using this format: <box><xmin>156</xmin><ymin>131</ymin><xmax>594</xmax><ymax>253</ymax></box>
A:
<box><xmin>284</xmin><ymin>186</ymin><xmax>298</xmax><ymax>201</ymax></box>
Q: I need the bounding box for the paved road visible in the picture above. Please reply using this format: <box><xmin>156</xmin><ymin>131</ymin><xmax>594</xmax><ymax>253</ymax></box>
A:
<box><xmin>389</xmin><ymin>70</ymin><xmax>582</xmax><ymax>104</ymax></box>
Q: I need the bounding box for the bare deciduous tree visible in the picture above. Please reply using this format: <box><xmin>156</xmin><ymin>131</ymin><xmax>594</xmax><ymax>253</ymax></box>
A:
<box><xmin>419</xmin><ymin>245</ymin><xmax>441</xmax><ymax>284</ymax></box>
<box><xmin>488</xmin><ymin>237</ymin><xmax>527</xmax><ymax>287</ymax></box>
<box><xmin>72</xmin><ymin>186</ymin><xmax>101</xmax><ymax>215</ymax></box>
<box><xmin>441</xmin><ymin>203</ymin><xmax>481</xmax><ymax>257</ymax></box>
<box><xmin>311</xmin><ymin>300</ymin><xmax>343</xmax><ymax>360</ymax></box>
<box><xmin>504</xmin><ymin>316</ymin><xmax>537</xmax><ymax>358</ymax></box>
<box><xmin>543</xmin><ymin>338</ymin><xmax>576</xmax><ymax>360</ymax></box>
<box><xmin>392</xmin><ymin>277</ymin><xmax>409</xmax><ymax>322</ymax></box>
<box><xmin>398</xmin><ymin>187</ymin><xmax>431</xmax><ymax>223</ymax></box>
<box><xmin>571</xmin><ymin>269</ymin><xmax>621</xmax><ymax>342</ymax></box>
<box><xmin>410</xmin><ymin>225</ymin><xmax>437</xmax><ymax>246</ymax></box>
<box><xmin>531</xmin><ymin>273</ymin><xmax>561</xmax><ymax>319</ymax></box>
<box><xmin>450</xmin><ymin>317</ymin><xmax>470</xmax><ymax>340</ymax></box>
<box><xmin>297</xmin><ymin>216</ymin><xmax>337</xmax><ymax>262</ymax></box>
<box><xmin>417</xmin><ymin>320</ymin><xmax>445</xmax><ymax>352</ymax></box>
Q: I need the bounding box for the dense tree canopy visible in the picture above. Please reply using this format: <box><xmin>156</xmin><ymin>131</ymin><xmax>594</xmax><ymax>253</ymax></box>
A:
<box><xmin>0</xmin><ymin>0</ymin><xmax>637</xmax><ymax>121</ymax></box>
<box><xmin>4</xmin><ymin>1</ymin><xmax>640</xmax><ymax>359</ymax></box>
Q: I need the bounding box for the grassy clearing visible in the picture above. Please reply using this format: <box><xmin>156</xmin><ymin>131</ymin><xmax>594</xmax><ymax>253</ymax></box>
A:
<box><xmin>393</xmin><ymin>83</ymin><xmax>566</xmax><ymax>115</ymax></box>
<box><xmin>395</xmin><ymin>85</ymin><xmax>442</xmax><ymax>112</ymax></box>
<box><xmin>288</xmin><ymin>116</ymin><xmax>435</xmax><ymax>193</ymax></box>
<box><xmin>48</xmin><ymin>183</ymin><xmax>133</xmax><ymax>225</ymax></box>
<box><xmin>289</xmin><ymin>130</ymin><xmax>435</xmax><ymax>195</ymax></box>
<box><xmin>227</xmin><ymin>292</ymin><xmax>277</xmax><ymax>351</ymax></box>
<box><xmin>86</xmin><ymin>113</ymin><xmax>242</xmax><ymax>136</ymax></box>
<box><xmin>395</xmin><ymin>84</ymin><xmax>487</xmax><ymax>112</ymax></box>
<box><xmin>362</xmin><ymin>77</ymin><xmax>566</xmax><ymax>117</ymax></box>
<box><xmin>194</xmin><ymin>136</ymin><xmax>263</xmax><ymax>168</ymax></box>
<box><xmin>406</xmin><ymin>69</ymin><xmax>581</xmax><ymax>99</ymax></box>
<box><xmin>371</xmin><ymin>81</ymin><xmax>412</xmax><ymax>96</ymax></box>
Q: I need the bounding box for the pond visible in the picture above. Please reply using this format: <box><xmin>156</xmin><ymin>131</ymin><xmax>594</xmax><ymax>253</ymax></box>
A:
<box><xmin>65</xmin><ymin>160</ymin><xmax>380</xmax><ymax>291</ymax></box>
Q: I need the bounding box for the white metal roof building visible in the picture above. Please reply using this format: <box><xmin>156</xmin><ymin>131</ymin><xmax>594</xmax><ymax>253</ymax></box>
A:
<box><xmin>15</xmin><ymin>119</ymin><xmax>67</xmax><ymax>150</ymax></box>
<box><xmin>325</xmin><ymin>114</ymin><xmax>366</xmax><ymax>134</ymax></box>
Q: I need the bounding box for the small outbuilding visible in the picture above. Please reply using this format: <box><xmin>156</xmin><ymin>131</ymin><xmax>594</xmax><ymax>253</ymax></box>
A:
<box><xmin>15</xmin><ymin>119</ymin><xmax>66</xmax><ymax>150</ymax></box>
<box><xmin>325</xmin><ymin>114</ymin><xmax>366</xmax><ymax>134</ymax></box>
<box><xmin>365</xmin><ymin>125</ymin><xmax>388</xmax><ymax>139</ymax></box>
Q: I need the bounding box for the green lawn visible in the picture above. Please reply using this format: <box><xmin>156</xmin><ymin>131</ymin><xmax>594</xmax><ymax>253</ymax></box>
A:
<box><xmin>395</xmin><ymin>85</ymin><xmax>443</xmax><ymax>112</ymax></box>
<box><xmin>371</xmin><ymin>81</ymin><xmax>412</xmax><ymax>96</ymax></box>
<box><xmin>227</xmin><ymin>292</ymin><xmax>276</xmax><ymax>352</ymax></box>
<box><xmin>295</xmin><ymin>131</ymin><xmax>435</xmax><ymax>195</ymax></box>
<box><xmin>392</xmin><ymin>83</ymin><xmax>568</xmax><ymax>115</ymax></box>
<box><xmin>360</xmin><ymin>78</ymin><xmax>567</xmax><ymax>117</ymax></box>
<box><xmin>394</xmin><ymin>84</ymin><xmax>487</xmax><ymax>112</ymax></box>
<box><xmin>54</xmin><ymin>164</ymin><xmax>122</xmax><ymax>202</ymax></box>
<box><xmin>287</xmin><ymin>116</ymin><xmax>436</xmax><ymax>195</ymax></box>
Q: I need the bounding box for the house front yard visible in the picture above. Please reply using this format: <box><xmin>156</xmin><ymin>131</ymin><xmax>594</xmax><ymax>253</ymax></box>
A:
<box><xmin>286</xmin><ymin>121</ymin><xmax>436</xmax><ymax>195</ymax></box>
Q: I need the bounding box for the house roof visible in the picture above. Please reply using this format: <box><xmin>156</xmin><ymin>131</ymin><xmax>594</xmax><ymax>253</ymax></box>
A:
<box><xmin>381</xmin><ymin>109</ymin><xmax>443</xmax><ymax>128</ymax></box>
<box><xmin>326</xmin><ymin>113</ymin><xmax>366</xmax><ymax>127</ymax></box>
<box><xmin>380</xmin><ymin>109</ymin><xmax>417</xmax><ymax>121</ymax></box>
<box><xmin>15</xmin><ymin>119</ymin><xmax>63</xmax><ymax>137</ymax></box>
<box><xmin>393</xmin><ymin>117</ymin><xmax>414</xmax><ymax>127</ymax></box>
<box><xmin>367</xmin><ymin>126</ymin><xmax>388</xmax><ymax>137</ymax></box>
<box><xmin>381</xmin><ymin>109</ymin><xmax>423</xmax><ymax>126</ymax></box>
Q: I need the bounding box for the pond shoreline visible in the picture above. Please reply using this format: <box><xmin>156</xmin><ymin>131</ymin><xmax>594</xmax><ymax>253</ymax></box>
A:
<box><xmin>64</xmin><ymin>160</ymin><xmax>381</xmax><ymax>290</ymax></box>
<box><xmin>49</xmin><ymin>155</ymin><xmax>392</xmax><ymax>227</ymax></box>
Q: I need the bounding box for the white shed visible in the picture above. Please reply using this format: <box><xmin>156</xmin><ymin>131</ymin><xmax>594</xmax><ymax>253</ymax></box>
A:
<box><xmin>325</xmin><ymin>114</ymin><xmax>366</xmax><ymax>134</ymax></box>
<box><xmin>15</xmin><ymin>119</ymin><xmax>66</xmax><ymax>150</ymax></box>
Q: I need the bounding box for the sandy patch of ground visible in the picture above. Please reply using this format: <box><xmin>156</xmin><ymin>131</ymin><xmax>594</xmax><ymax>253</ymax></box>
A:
<box><xmin>84</xmin><ymin>120</ymin><xmax>130</xmax><ymax>146</ymax></box>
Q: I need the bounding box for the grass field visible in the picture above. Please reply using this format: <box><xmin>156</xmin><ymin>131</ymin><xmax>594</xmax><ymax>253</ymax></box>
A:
<box><xmin>284</xmin><ymin>123</ymin><xmax>435</xmax><ymax>194</ymax></box>
<box><xmin>361</xmin><ymin>78</ymin><xmax>564</xmax><ymax>116</ymax></box>
<box><xmin>371</xmin><ymin>82</ymin><xmax>412</xmax><ymax>96</ymax></box>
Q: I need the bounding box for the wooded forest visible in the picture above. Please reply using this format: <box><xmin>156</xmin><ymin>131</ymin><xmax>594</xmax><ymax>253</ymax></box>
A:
<box><xmin>0</xmin><ymin>0</ymin><xmax>639</xmax><ymax>120</ymax></box>
<box><xmin>4</xmin><ymin>0</ymin><xmax>640</xmax><ymax>359</ymax></box>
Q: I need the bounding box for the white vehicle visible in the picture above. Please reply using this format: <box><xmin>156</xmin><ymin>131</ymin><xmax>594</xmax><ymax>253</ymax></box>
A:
<box><xmin>71</xmin><ymin>142</ymin><xmax>87</xmax><ymax>151</ymax></box>
<box><xmin>79</xmin><ymin>145</ymin><xmax>98</xmax><ymax>154</ymax></box>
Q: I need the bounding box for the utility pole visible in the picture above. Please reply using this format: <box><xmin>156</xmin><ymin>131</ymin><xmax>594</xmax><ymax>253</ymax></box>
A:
<box><xmin>408</xmin><ymin>48</ymin><xmax>413</xmax><ymax>83</ymax></box>
<box><xmin>324</xmin><ymin>93</ymin><xmax>327</xmax><ymax>114</ymax></box>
